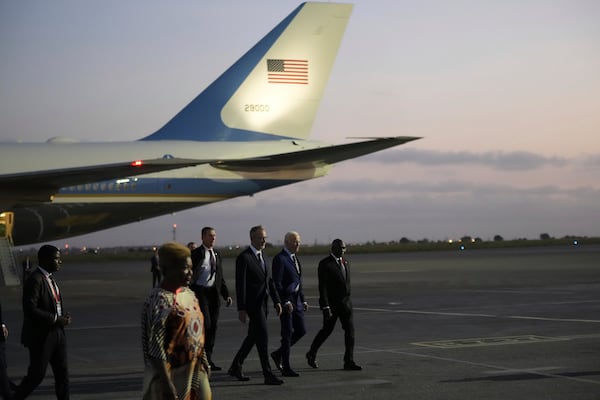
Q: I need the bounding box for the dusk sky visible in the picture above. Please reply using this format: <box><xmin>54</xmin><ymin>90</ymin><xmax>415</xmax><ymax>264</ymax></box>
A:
<box><xmin>1</xmin><ymin>1</ymin><xmax>599</xmax><ymax>248</ymax></box>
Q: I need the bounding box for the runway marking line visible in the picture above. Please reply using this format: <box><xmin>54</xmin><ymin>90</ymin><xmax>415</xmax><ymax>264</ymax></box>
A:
<box><xmin>354</xmin><ymin>307</ymin><xmax>600</xmax><ymax>323</ymax></box>
<box><xmin>411</xmin><ymin>335</ymin><xmax>568</xmax><ymax>349</ymax></box>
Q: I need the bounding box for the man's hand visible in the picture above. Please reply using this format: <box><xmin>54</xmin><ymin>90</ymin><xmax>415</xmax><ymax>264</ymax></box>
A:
<box><xmin>303</xmin><ymin>302</ymin><xmax>309</xmax><ymax>312</ymax></box>
<box><xmin>57</xmin><ymin>313</ymin><xmax>72</xmax><ymax>327</ymax></box>
<box><xmin>226</xmin><ymin>297</ymin><xmax>233</xmax><ymax>307</ymax></box>
<box><xmin>322</xmin><ymin>308</ymin><xmax>332</xmax><ymax>319</ymax></box>
<box><xmin>275</xmin><ymin>303</ymin><xmax>283</xmax><ymax>316</ymax></box>
<box><xmin>285</xmin><ymin>302</ymin><xmax>294</xmax><ymax>314</ymax></box>
<box><xmin>238</xmin><ymin>310</ymin><xmax>248</xmax><ymax>324</ymax></box>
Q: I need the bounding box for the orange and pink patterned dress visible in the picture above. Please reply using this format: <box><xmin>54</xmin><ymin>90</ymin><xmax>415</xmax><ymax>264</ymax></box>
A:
<box><xmin>142</xmin><ymin>286</ymin><xmax>211</xmax><ymax>400</ymax></box>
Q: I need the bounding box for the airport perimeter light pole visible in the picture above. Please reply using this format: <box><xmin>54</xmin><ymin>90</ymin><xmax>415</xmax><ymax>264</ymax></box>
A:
<box><xmin>172</xmin><ymin>224</ymin><xmax>177</xmax><ymax>242</ymax></box>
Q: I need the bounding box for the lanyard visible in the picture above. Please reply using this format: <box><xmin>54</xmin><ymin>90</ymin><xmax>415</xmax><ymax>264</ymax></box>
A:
<box><xmin>45</xmin><ymin>275</ymin><xmax>61</xmax><ymax>304</ymax></box>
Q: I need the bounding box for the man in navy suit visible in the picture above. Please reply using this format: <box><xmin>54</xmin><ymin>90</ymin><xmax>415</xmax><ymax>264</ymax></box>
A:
<box><xmin>228</xmin><ymin>225</ymin><xmax>284</xmax><ymax>385</ymax></box>
<box><xmin>15</xmin><ymin>244</ymin><xmax>72</xmax><ymax>400</ymax></box>
<box><xmin>306</xmin><ymin>239</ymin><xmax>362</xmax><ymax>371</ymax></box>
<box><xmin>270</xmin><ymin>231</ymin><xmax>308</xmax><ymax>377</ymax></box>
<box><xmin>190</xmin><ymin>226</ymin><xmax>233</xmax><ymax>371</ymax></box>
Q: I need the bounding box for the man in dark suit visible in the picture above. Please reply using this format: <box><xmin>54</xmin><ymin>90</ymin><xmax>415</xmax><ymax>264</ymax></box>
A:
<box><xmin>270</xmin><ymin>231</ymin><xmax>308</xmax><ymax>377</ymax></box>
<box><xmin>15</xmin><ymin>244</ymin><xmax>72</xmax><ymax>400</ymax></box>
<box><xmin>306</xmin><ymin>239</ymin><xmax>362</xmax><ymax>371</ymax></box>
<box><xmin>150</xmin><ymin>248</ymin><xmax>161</xmax><ymax>288</ymax></box>
<box><xmin>0</xmin><ymin>301</ymin><xmax>13</xmax><ymax>399</ymax></box>
<box><xmin>228</xmin><ymin>225</ymin><xmax>284</xmax><ymax>385</ymax></box>
<box><xmin>190</xmin><ymin>226</ymin><xmax>233</xmax><ymax>371</ymax></box>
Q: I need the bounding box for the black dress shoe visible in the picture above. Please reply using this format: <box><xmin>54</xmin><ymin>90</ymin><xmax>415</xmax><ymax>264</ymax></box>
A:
<box><xmin>264</xmin><ymin>374</ymin><xmax>284</xmax><ymax>385</ymax></box>
<box><xmin>282</xmin><ymin>368</ymin><xmax>300</xmax><ymax>377</ymax></box>
<box><xmin>270</xmin><ymin>350</ymin><xmax>282</xmax><ymax>372</ymax></box>
<box><xmin>306</xmin><ymin>351</ymin><xmax>318</xmax><ymax>369</ymax></box>
<box><xmin>228</xmin><ymin>366</ymin><xmax>250</xmax><ymax>381</ymax></box>
<box><xmin>343</xmin><ymin>362</ymin><xmax>362</xmax><ymax>371</ymax></box>
<box><xmin>209</xmin><ymin>363</ymin><xmax>222</xmax><ymax>371</ymax></box>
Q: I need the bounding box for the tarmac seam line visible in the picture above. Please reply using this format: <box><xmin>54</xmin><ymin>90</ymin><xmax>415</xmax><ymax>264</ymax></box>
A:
<box><xmin>354</xmin><ymin>307</ymin><xmax>600</xmax><ymax>323</ymax></box>
<box><xmin>357</xmin><ymin>346</ymin><xmax>600</xmax><ymax>386</ymax></box>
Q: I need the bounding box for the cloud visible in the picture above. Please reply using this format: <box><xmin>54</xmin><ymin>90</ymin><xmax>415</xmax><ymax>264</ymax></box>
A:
<box><xmin>38</xmin><ymin>151</ymin><xmax>600</xmax><ymax>248</ymax></box>
<box><xmin>293</xmin><ymin>176</ymin><xmax>599</xmax><ymax>201</ymax></box>
<box><xmin>581</xmin><ymin>154</ymin><xmax>600</xmax><ymax>168</ymax></box>
<box><xmin>54</xmin><ymin>173</ymin><xmax>600</xmax><ymax>249</ymax></box>
<box><xmin>358</xmin><ymin>148</ymin><xmax>570</xmax><ymax>171</ymax></box>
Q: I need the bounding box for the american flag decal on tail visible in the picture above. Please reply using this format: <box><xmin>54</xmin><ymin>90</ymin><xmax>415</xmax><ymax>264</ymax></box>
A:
<box><xmin>267</xmin><ymin>59</ymin><xmax>308</xmax><ymax>84</ymax></box>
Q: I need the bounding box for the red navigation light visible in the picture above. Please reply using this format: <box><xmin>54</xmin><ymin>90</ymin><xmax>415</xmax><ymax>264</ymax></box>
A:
<box><xmin>131</xmin><ymin>160</ymin><xmax>143</xmax><ymax>167</ymax></box>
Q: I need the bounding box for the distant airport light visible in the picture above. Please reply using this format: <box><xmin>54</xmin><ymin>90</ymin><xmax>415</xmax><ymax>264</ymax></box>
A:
<box><xmin>131</xmin><ymin>160</ymin><xmax>143</xmax><ymax>166</ymax></box>
<box><xmin>573</xmin><ymin>240</ymin><xmax>578</xmax><ymax>246</ymax></box>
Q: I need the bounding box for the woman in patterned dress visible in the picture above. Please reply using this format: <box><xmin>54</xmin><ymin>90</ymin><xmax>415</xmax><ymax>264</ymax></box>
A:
<box><xmin>142</xmin><ymin>242</ymin><xmax>212</xmax><ymax>400</ymax></box>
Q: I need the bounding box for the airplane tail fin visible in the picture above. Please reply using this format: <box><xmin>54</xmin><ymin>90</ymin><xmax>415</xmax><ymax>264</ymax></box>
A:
<box><xmin>141</xmin><ymin>2</ymin><xmax>353</xmax><ymax>142</ymax></box>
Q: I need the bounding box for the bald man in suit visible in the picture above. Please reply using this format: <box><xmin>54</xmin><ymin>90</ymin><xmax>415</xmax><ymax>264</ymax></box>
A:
<box><xmin>306</xmin><ymin>239</ymin><xmax>362</xmax><ymax>371</ymax></box>
<box><xmin>15</xmin><ymin>244</ymin><xmax>72</xmax><ymax>400</ymax></box>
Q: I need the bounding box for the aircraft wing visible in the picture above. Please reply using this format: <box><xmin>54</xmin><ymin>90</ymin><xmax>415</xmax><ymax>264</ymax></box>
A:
<box><xmin>211</xmin><ymin>136</ymin><xmax>421</xmax><ymax>172</ymax></box>
<box><xmin>1</xmin><ymin>157</ymin><xmax>207</xmax><ymax>204</ymax></box>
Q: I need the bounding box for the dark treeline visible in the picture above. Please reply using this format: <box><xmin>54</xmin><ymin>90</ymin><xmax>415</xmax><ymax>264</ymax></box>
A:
<box><xmin>16</xmin><ymin>235</ymin><xmax>600</xmax><ymax>263</ymax></box>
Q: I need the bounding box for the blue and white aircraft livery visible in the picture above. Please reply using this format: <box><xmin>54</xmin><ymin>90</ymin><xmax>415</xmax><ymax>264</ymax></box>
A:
<box><xmin>0</xmin><ymin>2</ymin><xmax>420</xmax><ymax>246</ymax></box>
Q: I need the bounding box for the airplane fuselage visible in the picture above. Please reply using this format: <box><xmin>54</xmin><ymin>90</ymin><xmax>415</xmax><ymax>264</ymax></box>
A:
<box><xmin>3</xmin><ymin>139</ymin><xmax>332</xmax><ymax>245</ymax></box>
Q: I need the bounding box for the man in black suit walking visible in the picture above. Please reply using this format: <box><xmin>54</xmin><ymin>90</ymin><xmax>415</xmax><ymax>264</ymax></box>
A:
<box><xmin>15</xmin><ymin>244</ymin><xmax>72</xmax><ymax>400</ymax></box>
<box><xmin>228</xmin><ymin>225</ymin><xmax>284</xmax><ymax>385</ymax></box>
<box><xmin>190</xmin><ymin>226</ymin><xmax>233</xmax><ymax>371</ymax></box>
<box><xmin>306</xmin><ymin>239</ymin><xmax>362</xmax><ymax>371</ymax></box>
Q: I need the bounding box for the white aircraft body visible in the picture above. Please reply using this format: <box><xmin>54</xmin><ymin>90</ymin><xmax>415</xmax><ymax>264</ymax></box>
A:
<box><xmin>0</xmin><ymin>2</ymin><xmax>420</xmax><ymax>246</ymax></box>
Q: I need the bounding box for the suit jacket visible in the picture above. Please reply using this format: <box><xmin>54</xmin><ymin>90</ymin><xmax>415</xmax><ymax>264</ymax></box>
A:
<box><xmin>235</xmin><ymin>247</ymin><xmax>280</xmax><ymax>313</ymax></box>
<box><xmin>0</xmin><ymin>302</ymin><xmax>5</xmax><ymax>342</ymax></box>
<box><xmin>190</xmin><ymin>246</ymin><xmax>230</xmax><ymax>302</ymax></box>
<box><xmin>317</xmin><ymin>254</ymin><xmax>352</xmax><ymax>313</ymax></box>
<box><xmin>272</xmin><ymin>250</ymin><xmax>305</xmax><ymax>309</ymax></box>
<box><xmin>21</xmin><ymin>268</ymin><xmax>64</xmax><ymax>347</ymax></box>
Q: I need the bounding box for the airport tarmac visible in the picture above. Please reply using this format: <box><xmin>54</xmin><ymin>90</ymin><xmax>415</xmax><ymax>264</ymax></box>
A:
<box><xmin>1</xmin><ymin>245</ymin><xmax>599</xmax><ymax>399</ymax></box>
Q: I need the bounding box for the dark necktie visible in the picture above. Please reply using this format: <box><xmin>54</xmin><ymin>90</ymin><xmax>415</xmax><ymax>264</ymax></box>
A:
<box><xmin>339</xmin><ymin>257</ymin><xmax>346</xmax><ymax>280</ymax></box>
<box><xmin>257</xmin><ymin>252</ymin><xmax>265</xmax><ymax>272</ymax></box>
<box><xmin>209</xmin><ymin>249</ymin><xmax>217</xmax><ymax>279</ymax></box>
<box><xmin>292</xmin><ymin>254</ymin><xmax>300</xmax><ymax>275</ymax></box>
